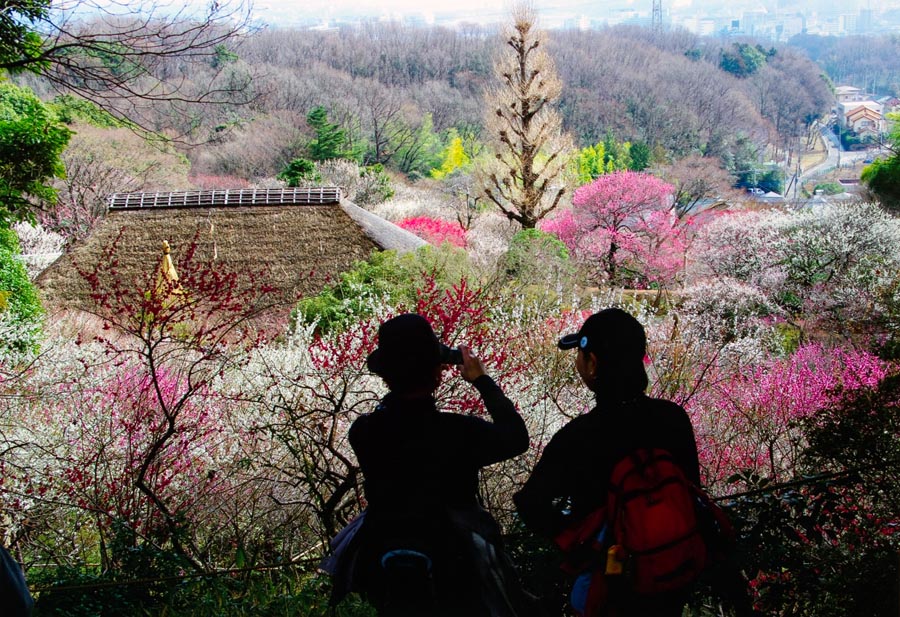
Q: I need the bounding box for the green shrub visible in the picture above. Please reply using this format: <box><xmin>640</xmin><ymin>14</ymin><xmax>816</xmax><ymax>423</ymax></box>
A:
<box><xmin>501</xmin><ymin>229</ymin><xmax>576</xmax><ymax>300</ymax></box>
<box><xmin>505</xmin><ymin>229</ymin><xmax>569</xmax><ymax>277</ymax></box>
<box><xmin>774</xmin><ymin>321</ymin><xmax>802</xmax><ymax>355</ymax></box>
<box><xmin>0</xmin><ymin>226</ymin><xmax>43</xmax><ymax>358</ymax></box>
<box><xmin>292</xmin><ymin>245</ymin><xmax>469</xmax><ymax>334</ymax></box>
<box><xmin>49</xmin><ymin>94</ymin><xmax>124</xmax><ymax>128</ymax></box>
<box><xmin>0</xmin><ymin>81</ymin><xmax>72</xmax><ymax>224</ymax></box>
<box><xmin>33</xmin><ymin>564</ymin><xmax>375</xmax><ymax>617</ymax></box>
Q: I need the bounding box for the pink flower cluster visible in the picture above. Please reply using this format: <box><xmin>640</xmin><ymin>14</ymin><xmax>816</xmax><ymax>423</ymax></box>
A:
<box><xmin>398</xmin><ymin>217</ymin><xmax>467</xmax><ymax>247</ymax></box>
<box><xmin>31</xmin><ymin>364</ymin><xmax>222</xmax><ymax>537</ymax></box>
<box><xmin>687</xmin><ymin>343</ymin><xmax>888</xmax><ymax>489</ymax></box>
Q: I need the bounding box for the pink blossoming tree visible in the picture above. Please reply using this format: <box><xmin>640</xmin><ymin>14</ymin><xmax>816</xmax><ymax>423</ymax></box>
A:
<box><xmin>541</xmin><ymin>171</ymin><xmax>686</xmax><ymax>288</ymax></box>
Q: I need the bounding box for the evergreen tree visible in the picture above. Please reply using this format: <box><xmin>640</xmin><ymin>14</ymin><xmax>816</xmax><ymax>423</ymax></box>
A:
<box><xmin>277</xmin><ymin>158</ymin><xmax>320</xmax><ymax>187</ymax></box>
<box><xmin>306</xmin><ymin>106</ymin><xmax>347</xmax><ymax>161</ymax></box>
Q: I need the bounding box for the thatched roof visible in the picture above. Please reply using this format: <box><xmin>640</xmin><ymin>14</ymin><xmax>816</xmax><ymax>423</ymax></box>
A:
<box><xmin>36</xmin><ymin>188</ymin><xmax>425</xmax><ymax>317</ymax></box>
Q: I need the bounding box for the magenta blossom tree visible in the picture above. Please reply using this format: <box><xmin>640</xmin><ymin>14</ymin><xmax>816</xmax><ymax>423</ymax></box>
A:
<box><xmin>685</xmin><ymin>343</ymin><xmax>888</xmax><ymax>490</ymax></box>
<box><xmin>542</xmin><ymin>171</ymin><xmax>684</xmax><ymax>288</ymax></box>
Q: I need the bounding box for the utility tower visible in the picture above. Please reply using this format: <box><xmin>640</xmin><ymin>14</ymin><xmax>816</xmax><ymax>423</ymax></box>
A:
<box><xmin>651</xmin><ymin>0</ymin><xmax>662</xmax><ymax>32</ymax></box>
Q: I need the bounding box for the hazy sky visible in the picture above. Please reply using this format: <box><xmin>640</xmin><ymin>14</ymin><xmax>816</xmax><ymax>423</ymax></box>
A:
<box><xmin>251</xmin><ymin>0</ymin><xmax>888</xmax><ymax>27</ymax></box>
<box><xmin>252</xmin><ymin>0</ymin><xmax>646</xmax><ymax>24</ymax></box>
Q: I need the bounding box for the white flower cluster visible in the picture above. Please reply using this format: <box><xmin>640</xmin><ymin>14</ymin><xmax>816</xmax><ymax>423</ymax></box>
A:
<box><xmin>13</xmin><ymin>221</ymin><xmax>65</xmax><ymax>279</ymax></box>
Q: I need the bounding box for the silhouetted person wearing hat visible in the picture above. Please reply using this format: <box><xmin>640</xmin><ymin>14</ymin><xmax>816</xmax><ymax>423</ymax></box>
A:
<box><xmin>335</xmin><ymin>313</ymin><xmax>532</xmax><ymax>616</ymax></box>
<box><xmin>514</xmin><ymin>308</ymin><xmax>701</xmax><ymax>617</ymax></box>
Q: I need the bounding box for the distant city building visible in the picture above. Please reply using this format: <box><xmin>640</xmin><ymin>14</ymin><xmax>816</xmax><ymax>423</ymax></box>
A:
<box><xmin>279</xmin><ymin>1</ymin><xmax>900</xmax><ymax>36</ymax></box>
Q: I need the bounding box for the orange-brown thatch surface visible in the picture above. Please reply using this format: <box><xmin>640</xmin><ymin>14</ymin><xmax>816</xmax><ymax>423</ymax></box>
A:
<box><xmin>36</xmin><ymin>195</ymin><xmax>424</xmax><ymax>321</ymax></box>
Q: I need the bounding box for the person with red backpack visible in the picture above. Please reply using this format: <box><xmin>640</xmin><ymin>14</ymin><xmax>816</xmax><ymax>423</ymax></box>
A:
<box><xmin>513</xmin><ymin>308</ymin><xmax>705</xmax><ymax>617</ymax></box>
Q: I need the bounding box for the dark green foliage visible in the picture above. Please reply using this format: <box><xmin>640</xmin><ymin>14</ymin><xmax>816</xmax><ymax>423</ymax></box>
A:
<box><xmin>719</xmin><ymin>43</ymin><xmax>771</xmax><ymax>78</ymax></box>
<box><xmin>725</xmin><ymin>135</ymin><xmax>783</xmax><ymax>194</ymax></box>
<box><xmin>684</xmin><ymin>48</ymin><xmax>702</xmax><ymax>61</ymax></box>
<box><xmin>757</xmin><ymin>167</ymin><xmax>785</xmax><ymax>194</ymax></box>
<box><xmin>0</xmin><ymin>0</ymin><xmax>49</xmax><ymax>74</ymax></box>
<box><xmin>48</xmin><ymin>94</ymin><xmax>124</xmax><ymax>127</ymax></box>
<box><xmin>861</xmin><ymin>116</ymin><xmax>900</xmax><ymax>212</ymax></box>
<box><xmin>813</xmin><ymin>182</ymin><xmax>845</xmax><ymax>196</ymax></box>
<box><xmin>722</xmin><ymin>134</ymin><xmax>761</xmax><ymax>188</ymax></box>
<box><xmin>503</xmin><ymin>521</ymin><xmax>569</xmax><ymax>617</ymax></box>
<box><xmin>628</xmin><ymin>141</ymin><xmax>652</xmax><ymax>171</ymax></box>
<box><xmin>277</xmin><ymin>158</ymin><xmax>320</xmax><ymax>187</ymax></box>
<box><xmin>33</xmin><ymin>563</ymin><xmax>375</xmax><ymax>617</ymax></box>
<box><xmin>0</xmin><ymin>81</ymin><xmax>71</xmax><ymax>224</ymax></box>
<box><xmin>31</xmin><ymin>520</ymin><xmax>376</xmax><ymax>616</ymax></box>
<box><xmin>75</xmin><ymin>41</ymin><xmax>143</xmax><ymax>79</ymax></box>
<box><xmin>874</xmin><ymin>275</ymin><xmax>900</xmax><ymax>361</ymax></box>
<box><xmin>861</xmin><ymin>155</ymin><xmax>900</xmax><ymax>211</ymax></box>
<box><xmin>833</xmin><ymin>122</ymin><xmax>879</xmax><ymax>151</ymax></box>
<box><xmin>212</xmin><ymin>43</ymin><xmax>239</xmax><ymax>68</ymax></box>
<box><xmin>710</xmin><ymin>374</ymin><xmax>900</xmax><ymax>616</ymax></box>
<box><xmin>306</xmin><ymin>106</ymin><xmax>349</xmax><ymax>161</ymax></box>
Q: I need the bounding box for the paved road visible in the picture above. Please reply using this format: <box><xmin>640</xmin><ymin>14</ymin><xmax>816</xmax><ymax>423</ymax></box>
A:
<box><xmin>800</xmin><ymin>126</ymin><xmax>881</xmax><ymax>183</ymax></box>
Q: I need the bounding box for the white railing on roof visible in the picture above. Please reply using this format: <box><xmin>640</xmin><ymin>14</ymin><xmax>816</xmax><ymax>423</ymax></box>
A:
<box><xmin>107</xmin><ymin>187</ymin><xmax>342</xmax><ymax>210</ymax></box>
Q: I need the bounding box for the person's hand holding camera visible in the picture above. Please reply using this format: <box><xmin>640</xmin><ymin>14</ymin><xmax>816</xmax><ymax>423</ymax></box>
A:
<box><xmin>458</xmin><ymin>345</ymin><xmax>487</xmax><ymax>383</ymax></box>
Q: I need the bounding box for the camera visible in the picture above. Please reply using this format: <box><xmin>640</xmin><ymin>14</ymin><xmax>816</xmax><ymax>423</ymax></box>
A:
<box><xmin>440</xmin><ymin>344</ymin><xmax>464</xmax><ymax>365</ymax></box>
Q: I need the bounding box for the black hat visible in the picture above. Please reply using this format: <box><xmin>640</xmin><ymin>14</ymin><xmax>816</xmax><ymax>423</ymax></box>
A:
<box><xmin>558</xmin><ymin>308</ymin><xmax>646</xmax><ymax>361</ymax></box>
<box><xmin>367</xmin><ymin>313</ymin><xmax>442</xmax><ymax>378</ymax></box>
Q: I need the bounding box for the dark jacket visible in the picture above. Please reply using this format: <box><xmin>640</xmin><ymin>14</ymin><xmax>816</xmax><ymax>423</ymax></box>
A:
<box><xmin>341</xmin><ymin>375</ymin><xmax>531</xmax><ymax>616</ymax></box>
<box><xmin>514</xmin><ymin>394</ymin><xmax>700</xmax><ymax>540</ymax></box>
<box><xmin>350</xmin><ymin>375</ymin><xmax>529</xmax><ymax>517</ymax></box>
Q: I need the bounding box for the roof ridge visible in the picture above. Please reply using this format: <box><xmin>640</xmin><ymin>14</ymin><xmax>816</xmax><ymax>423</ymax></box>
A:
<box><xmin>107</xmin><ymin>187</ymin><xmax>343</xmax><ymax>210</ymax></box>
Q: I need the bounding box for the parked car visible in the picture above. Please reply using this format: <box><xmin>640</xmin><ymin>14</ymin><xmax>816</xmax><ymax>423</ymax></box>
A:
<box><xmin>747</xmin><ymin>187</ymin><xmax>765</xmax><ymax>195</ymax></box>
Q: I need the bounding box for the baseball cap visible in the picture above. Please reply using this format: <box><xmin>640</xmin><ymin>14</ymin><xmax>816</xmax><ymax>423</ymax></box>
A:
<box><xmin>558</xmin><ymin>308</ymin><xmax>646</xmax><ymax>361</ymax></box>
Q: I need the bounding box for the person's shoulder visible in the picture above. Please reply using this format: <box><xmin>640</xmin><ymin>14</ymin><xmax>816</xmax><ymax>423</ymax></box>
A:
<box><xmin>545</xmin><ymin>410</ymin><xmax>599</xmax><ymax>444</ymax></box>
<box><xmin>640</xmin><ymin>395</ymin><xmax>692</xmax><ymax>426</ymax></box>
<box><xmin>349</xmin><ymin>411</ymin><xmax>377</xmax><ymax>440</ymax></box>
<box><xmin>563</xmin><ymin>410</ymin><xmax>601</xmax><ymax>429</ymax></box>
<box><xmin>642</xmin><ymin>395</ymin><xmax>687</xmax><ymax>413</ymax></box>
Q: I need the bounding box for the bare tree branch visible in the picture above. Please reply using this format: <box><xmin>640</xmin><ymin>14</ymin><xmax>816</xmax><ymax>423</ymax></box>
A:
<box><xmin>2</xmin><ymin>0</ymin><xmax>259</xmax><ymax>139</ymax></box>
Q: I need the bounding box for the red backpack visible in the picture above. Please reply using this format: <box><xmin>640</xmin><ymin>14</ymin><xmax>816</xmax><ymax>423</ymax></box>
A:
<box><xmin>606</xmin><ymin>448</ymin><xmax>708</xmax><ymax>594</ymax></box>
<box><xmin>554</xmin><ymin>448</ymin><xmax>732</xmax><ymax>615</ymax></box>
